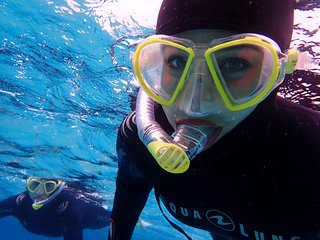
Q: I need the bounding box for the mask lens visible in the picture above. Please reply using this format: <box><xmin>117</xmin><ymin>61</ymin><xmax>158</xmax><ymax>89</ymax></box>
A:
<box><xmin>208</xmin><ymin>42</ymin><xmax>276</xmax><ymax>105</ymax></box>
<box><xmin>137</xmin><ymin>42</ymin><xmax>190</xmax><ymax>102</ymax></box>
<box><xmin>44</xmin><ymin>181</ymin><xmax>58</xmax><ymax>194</ymax></box>
<box><xmin>27</xmin><ymin>179</ymin><xmax>41</xmax><ymax>192</ymax></box>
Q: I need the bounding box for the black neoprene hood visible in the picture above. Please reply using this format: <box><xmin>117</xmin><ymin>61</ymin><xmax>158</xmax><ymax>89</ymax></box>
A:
<box><xmin>156</xmin><ymin>0</ymin><xmax>296</xmax><ymax>51</ymax></box>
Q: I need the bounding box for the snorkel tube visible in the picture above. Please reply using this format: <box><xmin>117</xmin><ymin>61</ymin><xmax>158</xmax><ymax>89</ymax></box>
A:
<box><xmin>136</xmin><ymin>88</ymin><xmax>207</xmax><ymax>174</ymax></box>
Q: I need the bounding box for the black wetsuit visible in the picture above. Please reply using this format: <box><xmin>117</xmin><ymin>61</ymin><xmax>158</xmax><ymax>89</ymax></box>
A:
<box><xmin>0</xmin><ymin>188</ymin><xmax>110</xmax><ymax>240</ymax></box>
<box><xmin>110</xmin><ymin>93</ymin><xmax>320</xmax><ymax>240</ymax></box>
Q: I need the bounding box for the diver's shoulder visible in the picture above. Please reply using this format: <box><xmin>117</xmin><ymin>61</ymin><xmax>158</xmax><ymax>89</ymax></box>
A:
<box><xmin>276</xmin><ymin>96</ymin><xmax>320</xmax><ymax>123</ymax></box>
<box><xmin>273</xmin><ymin>97</ymin><xmax>320</xmax><ymax>146</ymax></box>
<box><xmin>15</xmin><ymin>191</ymin><xmax>30</xmax><ymax>207</ymax></box>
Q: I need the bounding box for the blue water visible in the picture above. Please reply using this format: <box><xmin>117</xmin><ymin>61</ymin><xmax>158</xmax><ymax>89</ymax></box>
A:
<box><xmin>0</xmin><ymin>1</ymin><xmax>319</xmax><ymax>239</ymax></box>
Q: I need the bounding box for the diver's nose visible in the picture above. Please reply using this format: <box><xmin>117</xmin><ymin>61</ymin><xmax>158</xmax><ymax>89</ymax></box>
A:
<box><xmin>34</xmin><ymin>184</ymin><xmax>45</xmax><ymax>194</ymax></box>
<box><xmin>178</xmin><ymin>70</ymin><xmax>222</xmax><ymax>117</ymax></box>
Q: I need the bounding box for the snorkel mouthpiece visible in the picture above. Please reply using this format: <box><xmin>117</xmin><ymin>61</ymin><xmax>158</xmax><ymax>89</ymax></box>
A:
<box><xmin>172</xmin><ymin>124</ymin><xmax>207</xmax><ymax>159</ymax></box>
<box><xmin>136</xmin><ymin>89</ymin><xmax>208</xmax><ymax>174</ymax></box>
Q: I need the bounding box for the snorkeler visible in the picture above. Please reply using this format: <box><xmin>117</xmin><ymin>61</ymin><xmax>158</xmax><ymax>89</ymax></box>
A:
<box><xmin>109</xmin><ymin>0</ymin><xmax>320</xmax><ymax>239</ymax></box>
<box><xmin>0</xmin><ymin>177</ymin><xmax>110</xmax><ymax>240</ymax></box>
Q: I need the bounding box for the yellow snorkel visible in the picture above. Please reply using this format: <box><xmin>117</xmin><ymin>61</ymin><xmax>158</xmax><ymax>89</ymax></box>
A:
<box><xmin>135</xmin><ymin>89</ymin><xmax>208</xmax><ymax>174</ymax></box>
<box><xmin>32</xmin><ymin>203</ymin><xmax>44</xmax><ymax>210</ymax></box>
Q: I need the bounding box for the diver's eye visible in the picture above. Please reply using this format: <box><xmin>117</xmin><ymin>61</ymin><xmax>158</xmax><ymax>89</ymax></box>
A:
<box><xmin>218</xmin><ymin>57</ymin><xmax>253</xmax><ymax>81</ymax></box>
<box><xmin>167</xmin><ymin>55</ymin><xmax>187</xmax><ymax>71</ymax></box>
<box><xmin>220</xmin><ymin>57</ymin><xmax>250</xmax><ymax>72</ymax></box>
<box><xmin>28</xmin><ymin>180</ymin><xmax>41</xmax><ymax>192</ymax></box>
<box><xmin>44</xmin><ymin>181</ymin><xmax>58</xmax><ymax>194</ymax></box>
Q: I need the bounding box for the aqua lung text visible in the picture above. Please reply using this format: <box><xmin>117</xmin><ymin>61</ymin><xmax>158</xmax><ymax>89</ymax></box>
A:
<box><xmin>160</xmin><ymin>195</ymin><xmax>301</xmax><ymax>240</ymax></box>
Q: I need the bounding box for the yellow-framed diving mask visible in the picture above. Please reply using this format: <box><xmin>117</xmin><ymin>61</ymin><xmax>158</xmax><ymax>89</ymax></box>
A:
<box><xmin>27</xmin><ymin>177</ymin><xmax>62</xmax><ymax>195</ymax></box>
<box><xmin>26</xmin><ymin>177</ymin><xmax>64</xmax><ymax>210</ymax></box>
<box><xmin>131</xmin><ymin>33</ymin><xmax>298</xmax><ymax>111</ymax></box>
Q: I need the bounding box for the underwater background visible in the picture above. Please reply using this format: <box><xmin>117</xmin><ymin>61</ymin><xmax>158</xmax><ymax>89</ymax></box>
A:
<box><xmin>0</xmin><ymin>0</ymin><xmax>319</xmax><ymax>239</ymax></box>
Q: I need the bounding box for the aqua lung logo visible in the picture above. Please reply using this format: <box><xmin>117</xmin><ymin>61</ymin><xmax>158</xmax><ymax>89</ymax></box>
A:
<box><xmin>206</xmin><ymin>209</ymin><xmax>235</xmax><ymax>231</ymax></box>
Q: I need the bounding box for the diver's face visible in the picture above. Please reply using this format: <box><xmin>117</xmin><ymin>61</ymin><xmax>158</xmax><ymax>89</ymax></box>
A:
<box><xmin>27</xmin><ymin>178</ymin><xmax>59</xmax><ymax>204</ymax></box>
<box><xmin>28</xmin><ymin>184</ymin><xmax>52</xmax><ymax>204</ymax></box>
<box><xmin>162</xmin><ymin>29</ymin><xmax>257</xmax><ymax>149</ymax></box>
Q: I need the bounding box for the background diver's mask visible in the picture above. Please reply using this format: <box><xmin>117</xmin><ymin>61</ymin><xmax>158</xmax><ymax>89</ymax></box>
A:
<box><xmin>26</xmin><ymin>177</ymin><xmax>65</xmax><ymax>210</ymax></box>
<box><xmin>133</xmin><ymin>33</ymin><xmax>298</xmax><ymax>174</ymax></box>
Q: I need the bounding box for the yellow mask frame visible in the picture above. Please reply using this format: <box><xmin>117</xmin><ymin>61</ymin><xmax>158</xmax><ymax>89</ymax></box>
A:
<box><xmin>132</xmin><ymin>34</ymin><xmax>298</xmax><ymax>111</ymax></box>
